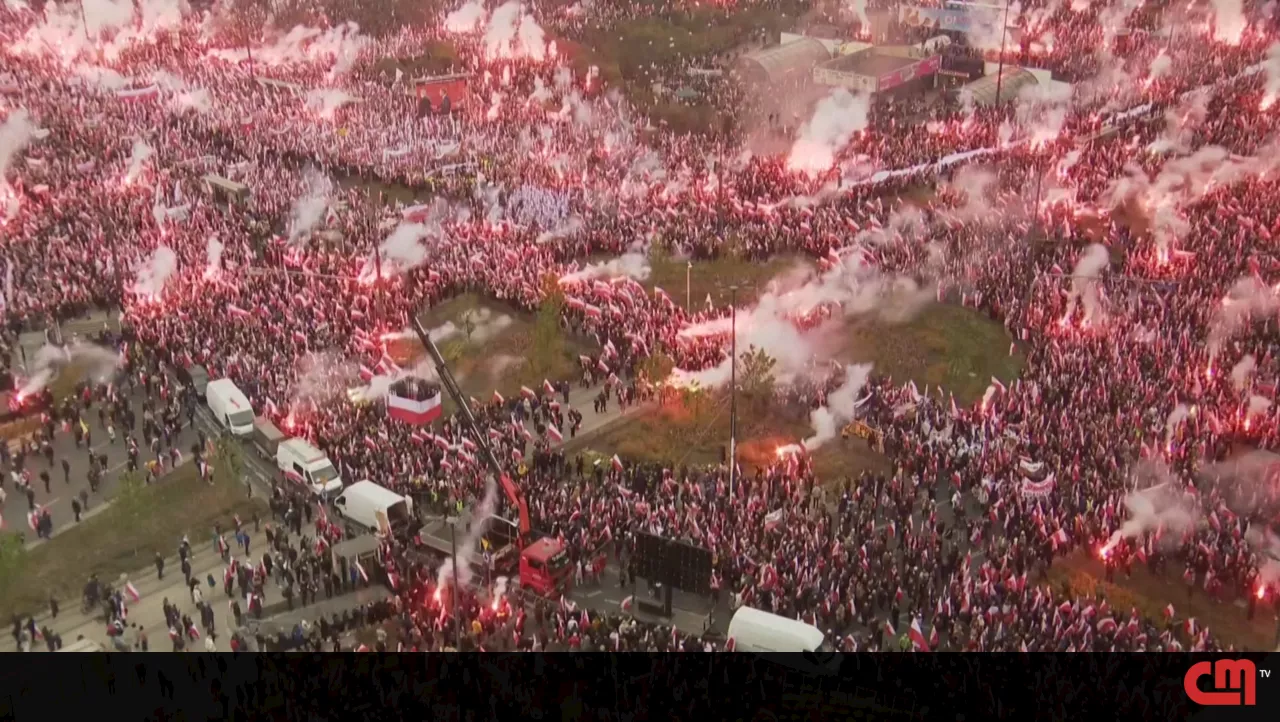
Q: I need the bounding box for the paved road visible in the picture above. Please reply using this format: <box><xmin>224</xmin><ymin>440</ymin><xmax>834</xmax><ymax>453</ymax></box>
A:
<box><xmin>0</xmin><ymin>380</ymin><xmax>218</xmax><ymax>540</ymax></box>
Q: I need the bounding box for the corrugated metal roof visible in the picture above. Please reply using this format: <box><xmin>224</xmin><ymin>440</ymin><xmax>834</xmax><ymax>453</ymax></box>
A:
<box><xmin>960</xmin><ymin>68</ymin><xmax>1038</xmax><ymax>106</ymax></box>
<box><xmin>737</xmin><ymin>38</ymin><xmax>832</xmax><ymax>83</ymax></box>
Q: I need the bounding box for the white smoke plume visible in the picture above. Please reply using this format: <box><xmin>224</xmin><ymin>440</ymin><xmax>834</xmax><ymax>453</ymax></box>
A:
<box><xmin>483</xmin><ymin>2</ymin><xmax>547</xmax><ymax>61</ymax></box>
<box><xmin>1247</xmin><ymin>394</ymin><xmax>1272</xmax><ymax>421</ymax></box>
<box><xmin>1147</xmin><ymin>52</ymin><xmax>1173</xmax><ymax>82</ymax></box>
<box><xmin>132</xmin><ymin>245</ymin><xmax>177</xmax><ymax>298</ymax></box>
<box><xmin>845</xmin><ymin>0</ymin><xmax>870</xmax><ymax>26</ymax></box>
<box><xmin>1261</xmin><ymin>42</ymin><xmax>1280</xmax><ymax>109</ymax></box>
<box><xmin>804</xmin><ymin>363</ymin><xmax>873</xmax><ymax>450</ymax></box>
<box><xmin>1015</xmin><ymin>80</ymin><xmax>1073</xmax><ymax>147</ymax></box>
<box><xmin>786</xmin><ymin>89</ymin><xmax>870</xmax><ymax>177</ymax></box>
<box><xmin>445</xmin><ymin>0</ymin><xmax>488</xmax><ymax>32</ymax></box>
<box><xmin>1208</xmin><ymin>276</ymin><xmax>1278</xmax><ymax>357</ymax></box>
<box><xmin>1063</xmin><ymin>243</ymin><xmax>1109</xmax><ymax>324</ymax></box>
<box><xmin>287</xmin><ymin>168</ymin><xmax>333</xmax><ymax>245</ymax></box>
<box><xmin>204</xmin><ymin>236</ymin><xmax>224</xmax><ymax>280</ymax></box>
<box><xmin>535</xmin><ymin>216</ymin><xmax>584</xmax><ymax>245</ymax></box>
<box><xmin>1231</xmin><ymin>354</ymin><xmax>1256</xmax><ymax>392</ymax></box>
<box><xmin>290</xmin><ymin>351</ymin><xmax>357</xmax><ymax>406</ymax></box>
<box><xmin>305</xmin><ymin>89</ymin><xmax>355</xmax><ymax>120</ymax></box>
<box><xmin>358</xmin><ymin>223</ymin><xmax>433</xmax><ymax>282</ymax></box>
<box><xmin>558</xmin><ymin>252</ymin><xmax>651</xmax><ymax>284</ymax></box>
<box><xmin>0</xmin><ymin>110</ymin><xmax>35</xmax><ymax>180</ymax></box>
<box><xmin>1210</xmin><ymin>0</ymin><xmax>1247</xmax><ymax>44</ymax></box>
<box><xmin>1164</xmin><ymin>403</ymin><xmax>1190</xmax><ymax>448</ymax></box>
<box><xmin>19</xmin><ymin>341</ymin><xmax>125</xmax><ymax>397</ymax></box>
<box><xmin>436</xmin><ymin>472</ymin><xmax>500</xmax><ymax>591</ymax></box>
<box><xmin>124</xmin><ymin>139</ymin><xmax>154</xmax><ymax>185</ymax></box>
<box><xmin>208</xmin><ymin>23</ymin><xmax>367</xmax><ymax>74</ymax></box>
<box><xmin>671</xmin><ymin>258</ymin><xmax>932</xmax><ymax>388</ymax></box>
<box><xmin>1100</xmin><ymin>462</ymin><xmax>1199</xmax><ymax>554</ymax></box>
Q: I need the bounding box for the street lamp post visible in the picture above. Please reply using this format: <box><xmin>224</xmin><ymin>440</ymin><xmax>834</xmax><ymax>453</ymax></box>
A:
<box><xmin>449</xmin><ymin>517</ymin><xmax>462</xmax><ymax>650</ymax></box>
<box><xmin>994</xmin><ymin>1</ymin><xmax>1013</xmax><ymax>106</ymax></box>
<box><xmin>685</xmin><ymin>261</ymin><xmax>692</xmax><ymax>311</ymax></box>
<box><xmin>728</xmin><ymin>285</ymin><xmax>739</xmax><ymax>499</ymax></box>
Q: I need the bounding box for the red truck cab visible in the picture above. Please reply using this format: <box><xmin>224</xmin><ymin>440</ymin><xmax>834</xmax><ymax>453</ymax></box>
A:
<box><xmin>519</xmin><ymin>538</ymin><xmax>573</xmax><ymax>597</ymax></box>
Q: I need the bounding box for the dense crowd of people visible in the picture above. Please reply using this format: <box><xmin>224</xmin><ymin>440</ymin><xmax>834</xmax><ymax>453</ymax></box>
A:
<box><xmin>0</xmin><ymin>0</ymin><xmax>1278</xmax><ymax>658</ymax></box>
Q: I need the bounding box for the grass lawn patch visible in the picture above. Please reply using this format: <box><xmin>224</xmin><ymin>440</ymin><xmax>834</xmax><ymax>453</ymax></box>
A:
<box><xmin>836</xmin><ymin>303</ymin><xmax>1024</xmax><ymax>406</ymax></box>
<box><xmin>0</xmin><ymin>463</ymin><xmax>267</xmax><ymax>620</ymax></box>
<box><xmin>570</xmin><ymin>393</ymin><xmax>890</xmax><ymax>484</ymax></box>
<box><xmin>645</xmin><ymin>253</ymin><xmax>804</xmax><ymax>311</ymax></box>
<box><xmin>1047</xmin><ymin>550</ymin><xmax>1278</xmax><ymax>651</ymax></box>
<box><xmin>393</xmin><ymin>294</ymin><xmax>597</xmax><ymax>403</ymax></box>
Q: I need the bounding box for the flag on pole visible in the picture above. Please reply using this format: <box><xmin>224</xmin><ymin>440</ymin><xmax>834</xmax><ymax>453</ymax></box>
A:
<box><xmin>909</xmin><ymin>617</ymin><xmax>931</xmax><ymax>652</ymax></box>
<box><xmin>354</xmin><ymin>560</ymin><xmax>369</xmax><ymax>583</ymax></box>
<box><xmin>125</xmin><ymin>582</ymin><xmax>140</xmax><ymax>602</ymax></box>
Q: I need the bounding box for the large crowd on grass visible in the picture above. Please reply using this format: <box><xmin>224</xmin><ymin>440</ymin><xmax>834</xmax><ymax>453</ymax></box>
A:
<box><xmin>0</xmin><ymin>0</ymin><xmax>1278</xmax><ymax>666</ymax></box>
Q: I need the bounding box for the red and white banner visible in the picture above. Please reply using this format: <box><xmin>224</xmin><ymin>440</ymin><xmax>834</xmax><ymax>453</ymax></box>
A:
<box><xmin>1019</xmin><ymin>473</ymin><xmax>1056</xmax><ymax>500</ymax></box>
<box><xmin>117</xmin><ymin>85</ymin><xmax>159</xmax><ymax>101</ymax></box>
<box><xmin>388</xmin><ymin>390</ymin><xmax>442</xmax><ymax>424</ymax></box>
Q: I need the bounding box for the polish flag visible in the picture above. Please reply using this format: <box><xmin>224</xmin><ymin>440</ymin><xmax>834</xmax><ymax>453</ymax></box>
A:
<box><xmin>883</xmin><ymin>621</ymin><xmax>896</xmax><ymax>639</ymax></box>
<box><xmin>521</xmin><ymin>385</ymin><xmax>536</xmax><ymax>399</ymax></box>
<box><xmin>388</xmin><ymin>389</ymin><xmax>443</xmax><ymax>424</ymax></box>
<box><xmin>611</xmin><ymin>454</ymin><xmax>623</xmax><ymax>472</ymax></box>
<box><xmin>584</xmin><ymin>304</ymin><xmax>602</xmax><ymax>319</ymax></box>
<box><xmin>543</xmin><ymin>379</ymin><xmax>556</xmax><ymax>395</ymax></box>
<box><xmin>547</xmin><ymin>426</ymin><xmax>563</xmax><ymax>443</ymax></box>
<box><xmin>354</xmin><ymin>560</ymin><xmax>369</xmax><ymax>583</ymax></box>
<box><xmin>909</xmin><ymin>617</ymin><xmax>930</xmax><ymax>652</ymax></box>
<box><xmin>1163</xmin><ymin>604</ymin><xmax>1175</xmax><ymax>619</ymax></box>
<box><xmin>125</xmin><ymin>582</ymin><xmax>140</xmax><ymax>602</ymax></box>
<box><xmin>620</xmin><ymin>595</ymin><xmax>634</xmax><ymax>612</ymax></box>
<box><xmin>228</xmin><ymin>305</ymin><xmax>252</xmax><ymax>319</ymax></box>
<box><xmin>359</xmin><ymin>364</ymin><xmax>374</xmax><ymax>382</ymax></box>
<box><xmin>493</xmin><ymin>390</ymin><xmax>505</xmax><ymax>404</ymax></box>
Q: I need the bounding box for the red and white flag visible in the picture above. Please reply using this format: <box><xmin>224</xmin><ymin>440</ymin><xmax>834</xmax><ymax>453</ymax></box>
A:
<box><xmin>610</xmin><ymin>454</ymin><xmax>623</xmax><ymax>472</ymax></box>
<box><xmin>909</xmin><ymin>617</ymin><xmax>931</xmax><ymax>652</ymax></box>
<box><xmin>547</xmin><ymin>426</ymin><xmax>563</xmax><ymax>443</ymax></box>
<box><xmin>354</xmin><ymin>560</ymin><xmax>369</xmax><ymax>583</ymax></box>
<box><xmin>125</xmin><ymin>582</ymin><xmax>140</xmax><ymax>602</ymax></box>
<box><xmin>388</xmin><ymin>389</ymin><xmax>442</xmax><ymax>425</ymax></box>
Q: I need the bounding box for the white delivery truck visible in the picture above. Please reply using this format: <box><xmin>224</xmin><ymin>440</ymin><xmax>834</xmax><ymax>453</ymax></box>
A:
<box><xmin>206</xmin><ymin>379</ymin><xmax>255</xmax><ymax>436</ymax></box>
<box><xmin>276</xmin><ymin>438</ymin><xmax>344</xmax><ymax>496</ymax></box>
<box><xmin>727</xmin><ymin>606</ymin><xmax>827</xmax><ymax>653</ymax></box>
<box><xmin>334</xmin><ymin>481</ymin><xmax>414</xmax><ymax>536</ymax></box>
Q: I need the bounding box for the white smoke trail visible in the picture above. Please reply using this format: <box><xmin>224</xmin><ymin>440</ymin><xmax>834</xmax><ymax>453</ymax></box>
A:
<box><xmin>132</xmin><ymin>245</ymin><xmax>177</xmax><ymax>298</ymax></box>
<box><xmin>305</xmin><ymin>89</ymin><xmax>355</xmax><ymax>120</ymax></box>
<box><xmin>19</xmin><ymin>341</ymin><xmax>124</xmax><ymax>397</ymax></box>
<box><xmin>124</xmin><ymin>139</ymin><xmax>154</xmax><ymax>185</ymax></box>
<box><xmin>287</xmin><ymin>169</ymin><xmax>332</xmax><ymax>245</ymax></box>
<box><xmin>1164</xmin><ymin>403</ymin><xmax>1190</xmax><ymax>448</ymax></box>
<box><xmin>804</xmin><ymin>363</ymin><xmax>873</xmax><ymax>450</ymax></box>
<box><xmin>1210</xmin><ymin>0</ymin><xmax>1247</xmax><ymax>44</ymax></box>
<box><xmin>436</xmin><ymin>473</ymin><xmax>499</xmax><ymax>591</ymax></box>
<box><xmin>1231</xmin><ymin>354</ymin><xmax>1256</xmax><ymax>391</ymax></box>
<box><xmin>483</xmin><ymin>2</ymin><xmax>547</xmax><ymax>61</ymax></box>
<box><xmin>1063</xmin><ymin>243</ymin><xmax>1109</xmax><ymax>324</ymax></box>
<box><xmin>786</xmin><ymin>89</ymin><xmax>870</xmax><ymax>177</ymax></box>
<box><xmin>445</xmin><ymin>0</ymin><xmax>488</xmax><ymax>32</ymax></box>
<box><xmin>1100</xmin><ymin>462</ymin><xmax>1199</xmax><ymax>554</ymax></box>
<box><xmin>558</xmin><ymin>252</ymin><xmax>651</xmax><ymax>283</ymax></box>
<box><xmin>1208</xmin><ymin>277</ymin><xmax>1278</xmax><ymax>357</ymax></box>
<box><xmin>1262</xmin><ymin>42</ymin><xmax>1280</xmax><ymax>108</ymax></box>
<box><xmin>0</xmin><ymin>109</ymin><xmax>35</xmax><ymax>180</ymax></box>
<box><xmin>204</xmin><ymin>236</ymin><xmax>224</xmax><ymax>280</ymax></box>
<box><xmin>671</xmin><ymin>258</ymin><xmax>932</xmax><ymax>388</ymax></box>
<box><xmin>358</xmin><ymin>223</ymin><xmax>432</xmax><ymax>282</ymax></box>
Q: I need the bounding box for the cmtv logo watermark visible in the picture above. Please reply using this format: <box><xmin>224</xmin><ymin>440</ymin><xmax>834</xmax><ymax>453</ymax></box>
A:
<box><xmin>1184</xmin><ymin>660</ymin><xmax>1271</xmax><ymax>706</ymax></box>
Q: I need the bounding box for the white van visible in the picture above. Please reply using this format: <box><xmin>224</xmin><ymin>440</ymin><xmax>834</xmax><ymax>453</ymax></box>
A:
<box><xmin>276</xmin><ymin>438</ymin><xmax>344</xmax><ymax>496</ymax></box>
<box><xmin>206</xmin><ymin>379</ymin><xmax>255</xmax><ymax>436</ymax></box>
<box><xmin>727</xmin><ymin>606</ymin><xmax>826</xmax><ymax>653</ymax></box>
<box><xmin>334</xmin><ymin>480</ymin><xmax>414</xmax><ymax>535</ymax></box>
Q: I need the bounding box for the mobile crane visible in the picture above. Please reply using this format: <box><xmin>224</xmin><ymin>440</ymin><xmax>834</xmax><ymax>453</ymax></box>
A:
<box><xmin>408</xmin><ymin>317</ymin><xmax>573</xmax><ymax>597</ymax></box>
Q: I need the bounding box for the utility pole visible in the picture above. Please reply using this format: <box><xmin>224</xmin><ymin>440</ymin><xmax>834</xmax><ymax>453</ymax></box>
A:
<box><xmin>450</xmin><ymin>518</ymin><xmax>462</xmax><ymax>650</ymax></box>
<box><xmin>728</xmin><ymin>285</ymin><xmax>738</xmax><ymax>499</ymax></box>
<box><xmin>994</xmin><ymin>1</ymin><xmax>1012</xmax><ymax>106</ymax></box>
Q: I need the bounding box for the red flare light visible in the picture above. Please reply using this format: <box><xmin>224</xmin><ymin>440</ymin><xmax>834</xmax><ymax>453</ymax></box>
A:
<box><xmin>1257</xmin><ymin>585</ymin><xmax>1267</xmax><ymax>600</ymax></box>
